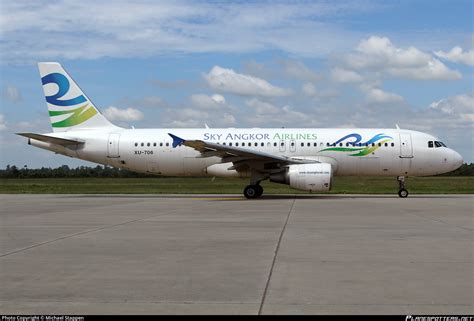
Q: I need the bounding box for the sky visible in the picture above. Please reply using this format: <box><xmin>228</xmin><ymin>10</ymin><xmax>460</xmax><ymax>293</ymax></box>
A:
<box><xmin>0</xmin><ymin>0</ymin><xmax>473</xmax><ymax>168</ymax></box>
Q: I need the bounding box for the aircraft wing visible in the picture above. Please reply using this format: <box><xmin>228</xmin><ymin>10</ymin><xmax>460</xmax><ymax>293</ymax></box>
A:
<box><xmin>168</xmin><ymin>133</ymin><xmax>316</xmax><ymax>167</ymax></box>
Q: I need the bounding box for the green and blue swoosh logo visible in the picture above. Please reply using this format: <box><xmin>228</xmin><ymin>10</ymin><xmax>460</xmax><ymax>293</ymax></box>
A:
<box><xmin>319</xmin><ymin>133</ymin><xmax>393</xmax><ymax>156</ymax></box>
<box><xmin>42</xmin><ymin>73</ymin><xmax>97</xmax><ymax>128</ymax></box>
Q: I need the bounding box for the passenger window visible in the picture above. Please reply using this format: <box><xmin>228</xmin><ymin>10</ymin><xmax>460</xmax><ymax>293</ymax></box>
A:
<box><xmin>281</xmin><ymin>142</ymin><xmax>284</xmax><ymax>146</ymax></box>
<box><xmin>141</xmin><ymin>143</ymin><xmax>144</xmax><ymax>147</ymax></box>
<box><xmin>391</xmin><ymin>143</ymin><xmax>394</xmax><ymax>147</ymax></box>
<box><xmin>384</xmin><ymin>143</ymin><xmax>388</xmax><ymax>147</ymax></box>
<box><xmin>372</xmin><ymin>143</ymin><xmax>375</xmax><ymax>147</ymax></box>
<box><xmin>339</xmin><ymin>143</ymin><xmax>343</xmax><ymax>147</ymax></box>
<box><xmin>326</xmin><ymin>143</ymin><xmax>330</xmax><ymax>146</ymax></box>
<box><xmin>147</xmin><ymin>143</ymin><xmax>150</xmax><ymax>147</ymax></box>
<box><xmin>307</xmin><ymin>142</ymin><xmax>311</xmax><ymax>147</ymax></box>
<box><xmin>428</xmin><ymin>141</ymin><xmax>433</xmax><ymax>148</ymax></box>
<box><xmin>223</xmin><ymin>142</ymin><xmax>226</xmax><ymax>145</ymax></box>
<box><xmin>166</xmin><ymin>142</ymin><xmax>169</xmax><ymax>147</ymax></box>
<box><xmin>301</xmin><ymin>142</ymin><xmax>304</xmax><ymax>147</ymax></box>
<box><xmin>314</xmin><ymin>142</ymin><xmax>317</xmax><ymax>147</ymax></box>
<box><xmin>274</xmin><ymin>142</ymin><xmax>277</xmax><ymax>147</ymax></box>
<box><xmin>134</xmin><ymin>143</ymin><xmax>138</xmax><ymax>147</ymax></box>
<box><xmin>153</xmin><ymin>143</ymin><xmax>156</xmax><ymax>147</ymax></box>
<box><xmin>261</xmin><ymin>142</ymin><xmax>264</xmax><ymax>147</ymax></box>
<box><xmin>254</xmin><ymin>142</ymin><xmax>258</xmax><ymax>146</ymax></box>
<box><xmin>160</xmin><ymin>142</ymin><xmax>163</xmax><ymax>147</ymax></box>
<box><xmin>229</xmin><ymin>142</ymin><xmax>232</xmax><ymax>146</ymax></box>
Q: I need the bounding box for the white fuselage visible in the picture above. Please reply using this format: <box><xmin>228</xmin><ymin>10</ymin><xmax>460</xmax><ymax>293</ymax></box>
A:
<box><xmin>29</xmin><ymin>128</ymin><xmax>463</xmax><ymax>177</ymax></box>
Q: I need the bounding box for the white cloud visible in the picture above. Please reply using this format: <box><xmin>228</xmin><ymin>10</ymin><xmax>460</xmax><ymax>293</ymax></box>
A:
<box><xmin>204</xmin><ymin>66</ymin><xmax>292</xmax><ymax>97</ymax></box>
<box><xmin>246</xmin><ymin>98</ymin><xmax>279</xmax><ymax>114</ymax></box>
<box><xmin>0</xmin><ymin>114</ymin><xmax>7</xmax><ymax>131</ymax></box>
<box><xmin>211</xmin><ymin>94</ymin><xmax>226</xmax><ymax>104</ymax></box>
<box><xmin>429</xmin><ymin>94</ymin><xmax>474</xmax><ymax>122</ymax></box>
<box><xmin>0</xmin><ymin>1</ymin><xmax>378</xmax><ymax>63</ymax></box>
<box><xmin>104</xmin><ymin>106</ymin><xmax>144</xmax><ymax>121</ymax></box>
<box><xmin>365</xmin><ymin>88</ymin><xmax>404</xmax><ymax>104</ymax></box>
<box><xmin>282</xmin><ymin>60</ymin><xmax>319</xmax><ymax>81</ymax></box>
<box><xmin>343</xmin><ymin>36</ymin><xmax>461</xmax><ymax>80</ymax></box>
<box><xmin>435</xmin><ymin>46</ymin><xmax>474</xmax><ymax>67</ymax></box>
<box><xmin>301</xmin><ymin>82</ymin><xmax>317</xmax><ymax>97</ymax></box>
<box><xmin>168</xmin><ymin>107</ymin><xmax>236</xmax><ymax>128</ymax></box>
<box><xmin>189</xmin><ymin>93</ymin><xmax>227</xmax><ymax>110</ymax></box>
<box><xmin>164</xmin><ymin>93</ymin><xmax>235</xmax><ymax>128</ymax></box>
<box><xmin>2</xmin><ymin>85</ymin><xmax>22</xmax><ymax>103</ymax></box>
<box><xmin>244</xmin><ymin>98</ymin><xmax>319</xmax><ymax>127</ymax></box>
<box><xmin>331</xmin><ymin>67</ymin><xmax>363</xmax><ymax>83</ymax></box>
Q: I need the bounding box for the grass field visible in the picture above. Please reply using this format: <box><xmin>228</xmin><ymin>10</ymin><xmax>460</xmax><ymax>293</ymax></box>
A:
<box><xmin>0</xmin><ymin>176</ymin><xmax>473</xmax><ymax>194</ymax></box>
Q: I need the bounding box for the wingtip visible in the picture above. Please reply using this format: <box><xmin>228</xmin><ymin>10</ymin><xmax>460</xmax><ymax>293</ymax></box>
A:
<box><xmin>168</xmin><ymin>133</ymin><xmax>185</xmax><ymax>148</ymax></box>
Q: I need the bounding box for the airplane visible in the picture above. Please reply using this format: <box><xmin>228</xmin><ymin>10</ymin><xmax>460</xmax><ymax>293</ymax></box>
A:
<box><xmin>17</xmin><ymin>62</ymin><xmax>463</xmax><ymax>199</ymax></box>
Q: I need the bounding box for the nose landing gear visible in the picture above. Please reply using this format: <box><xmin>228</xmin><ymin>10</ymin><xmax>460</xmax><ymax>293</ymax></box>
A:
<box><xmin>397</xmin><ymin>176</ymin><xmax>409</xmax><ymax>198</ymax></box>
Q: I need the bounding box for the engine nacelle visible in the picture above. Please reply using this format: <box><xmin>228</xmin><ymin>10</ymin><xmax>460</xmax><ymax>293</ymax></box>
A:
<box><xmin>271</xmin><ymin>163</ymin><xmax>332</xmax><ymax>192</ymax></box>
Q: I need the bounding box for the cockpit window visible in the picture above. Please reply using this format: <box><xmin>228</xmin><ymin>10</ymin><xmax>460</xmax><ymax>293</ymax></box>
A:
<box><xmin>429</xmin><ymin>141</ymin><xmax>447</xmax><ymax>148</ymax></box>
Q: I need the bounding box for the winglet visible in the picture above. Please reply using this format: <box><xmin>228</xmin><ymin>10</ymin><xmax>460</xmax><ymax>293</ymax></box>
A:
<box><xmin>168</xmin><ymin>133</ymin><xmax>185</xmax><ymax>148</ymax></box>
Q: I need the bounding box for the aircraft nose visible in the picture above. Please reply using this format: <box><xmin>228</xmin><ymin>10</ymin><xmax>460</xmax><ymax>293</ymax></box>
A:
<box><xmin>451</xmin><ymin>150</ymin><xmax>463</xmax><ymax>170</ymax></box>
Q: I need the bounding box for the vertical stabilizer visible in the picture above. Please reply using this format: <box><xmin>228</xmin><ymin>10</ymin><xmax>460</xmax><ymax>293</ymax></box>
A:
<box><xmin>38</xmin><ymin>62</ymin><xmax>117</xmax><ymax>132</ymax></box>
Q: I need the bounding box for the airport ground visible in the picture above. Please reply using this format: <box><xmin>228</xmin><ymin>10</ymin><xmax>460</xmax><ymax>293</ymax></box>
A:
<box><xmin>0</xmin><ymin>194</ymin><xmax>472</xmax><ymax>314</ymax></box>
<box><xmin>0</xmin><ymin>176</ymin><xmax>473</xmax><ymax>194</ymax></box>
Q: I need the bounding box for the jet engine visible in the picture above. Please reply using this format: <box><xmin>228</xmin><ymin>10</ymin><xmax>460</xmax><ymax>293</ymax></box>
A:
<box><xmin>270</xmin><ymin>163</ymin><xmax>332</xmax><ymax>192</ymax></box>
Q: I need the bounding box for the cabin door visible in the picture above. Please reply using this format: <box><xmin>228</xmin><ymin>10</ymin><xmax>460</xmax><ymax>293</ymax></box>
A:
<box><xmin>107</xmin><ymin>133</ymin><xmax>120</xmax><ymax>158</ymax></box>
<box><xmin>399</xmin><ymin>133</ymin><xmax>413</xmax><ymax>158</ymax></box>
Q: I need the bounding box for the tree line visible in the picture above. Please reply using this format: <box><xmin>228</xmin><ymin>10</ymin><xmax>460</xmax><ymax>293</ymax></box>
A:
<box><xmin>0</xmin><ymin>165</ymin><xmax>155</xmax><ymax>178</ymax></box>
<box><xmin>0</xmin><ymin>163</ymin><xmax>473</xmax><ymax>179</ymax></box>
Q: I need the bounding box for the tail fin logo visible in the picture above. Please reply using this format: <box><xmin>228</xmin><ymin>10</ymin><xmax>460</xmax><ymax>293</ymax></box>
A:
<box><xmin>42</xmin><ymin>73</ymin><xmax>86</xmax><ymax>106</ymax></box>
<box><xmin>41</xmin><ymin>72</ymin><xmax>97</xmax><ymax>128</ymax></box>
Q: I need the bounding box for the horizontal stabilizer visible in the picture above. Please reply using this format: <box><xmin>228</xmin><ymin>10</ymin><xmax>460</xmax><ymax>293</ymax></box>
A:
<box><xmin>16</xmin><ymin>133</ymin><xmax>84</xmax><ymax>146</ymax></box>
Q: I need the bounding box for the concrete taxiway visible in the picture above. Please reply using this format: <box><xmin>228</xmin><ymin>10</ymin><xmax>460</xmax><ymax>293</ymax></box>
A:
<box><xmin>0</xmin><ymin>194</ymin><xmax>472</xmax><ymax>314</ymax></box>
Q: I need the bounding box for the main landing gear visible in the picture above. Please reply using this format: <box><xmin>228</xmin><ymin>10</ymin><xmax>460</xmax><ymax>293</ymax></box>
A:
<box><xmin>397</xmin><ymin>176</ymin><xmax>409</xmax><ymax>198</ymax></box>
<box><xmin>243</xmin><ymin>184</ymin><xmax>264</xmax><ymax>199</ymax></box>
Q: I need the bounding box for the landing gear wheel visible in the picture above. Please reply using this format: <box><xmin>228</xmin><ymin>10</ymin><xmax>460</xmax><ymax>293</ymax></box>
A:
<box><xmin>398</xmin><ymin>188</ymin><xmax>409</xmax><ymax>198</ymax></box>
<box><xmin>256</xmin><ymin>185</ymin><xmax>264</xmax><ymax>197</ymax></box>
<box><xmin>244</xmin><ymin>185</ymin><xmax>259</xmax><ymax>199</ymax></box>
<box><xmin>397</xmin><ymin>176</ymin><xmax>409</xmax><ymax>198</ymax></box>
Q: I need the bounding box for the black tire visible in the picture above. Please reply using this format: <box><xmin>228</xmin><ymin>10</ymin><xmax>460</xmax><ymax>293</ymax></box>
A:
<box><xmin>244</xmin><ymin>185</ymin><xmax>258</xmax><ymax>199</ymax></box>
<box><xmin>398</xmin><ymin>188</ymin><xmax>409</xmax><ymax>198</ymax></box>
<box><xmin>256</xmin><ymin>185</ymin><xmax>264</xmax><ymax>197</ymax></box>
